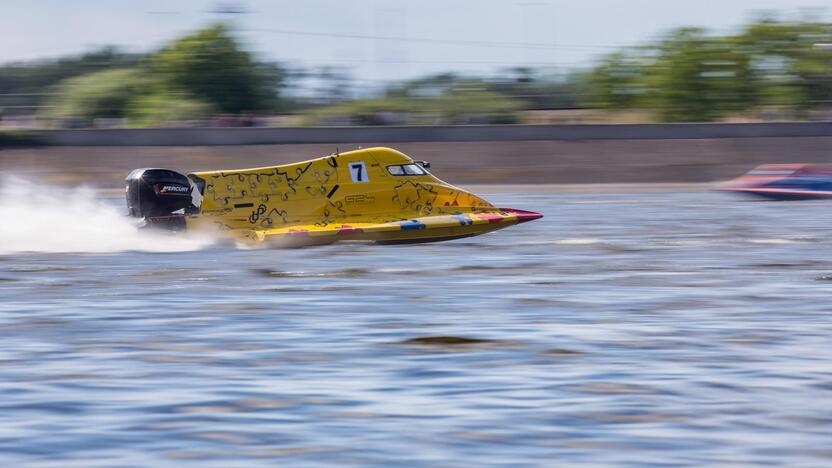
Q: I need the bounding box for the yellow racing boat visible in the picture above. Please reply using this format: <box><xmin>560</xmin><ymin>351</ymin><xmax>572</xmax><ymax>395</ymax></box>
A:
<box><xmin>125</xmin><ymin>147</ymin><xmax>542</xmax><ymax>247</ymax></box>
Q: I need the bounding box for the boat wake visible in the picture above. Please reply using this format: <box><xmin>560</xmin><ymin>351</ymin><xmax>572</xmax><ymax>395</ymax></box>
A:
<box><xmin>0</xmin><ymin>176</ymin><xmax>214</xmax><ymax>254</ymax></box>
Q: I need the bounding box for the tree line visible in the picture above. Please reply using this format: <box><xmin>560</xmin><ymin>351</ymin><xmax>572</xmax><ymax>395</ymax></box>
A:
<box><xmin>1</xmin><ymin>15</ymin><xmax>831</xmax><ymax>125</ymax></box>
<box><xmin>586</xmin><ymin>17</ymin><xmax>832</xmax><ymax>121</ymax></box>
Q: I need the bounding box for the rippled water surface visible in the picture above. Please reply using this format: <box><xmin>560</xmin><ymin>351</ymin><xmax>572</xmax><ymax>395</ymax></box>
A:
<box><xmin>2</xmin><ymin>192</ymin><xmax>832</xmax><ymax>467</ymax></box>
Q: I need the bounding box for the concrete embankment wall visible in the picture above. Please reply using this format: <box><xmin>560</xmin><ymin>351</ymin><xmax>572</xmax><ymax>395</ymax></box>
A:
<box><xmin>34</xmin><ymin>122</ymin><xmax>832</xmax><ymax>146</ymax></box>
<box><xmin>2</xmin><ymin>123</ymin><xmax>831</xmax><ymax>187</ymax></box>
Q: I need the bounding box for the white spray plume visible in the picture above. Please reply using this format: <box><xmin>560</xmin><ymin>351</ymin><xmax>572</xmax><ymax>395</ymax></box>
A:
<box><xmin>0</xmin><ymin>176</ymin><xmax>214</xmax><ymax>254</ymax></box>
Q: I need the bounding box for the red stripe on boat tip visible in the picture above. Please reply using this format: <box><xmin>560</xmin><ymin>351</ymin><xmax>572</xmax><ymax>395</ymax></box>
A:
<box><xmin>499</xmin><ymin>208</ymin><xmax>543</xmax><ymax>223</ymax></box>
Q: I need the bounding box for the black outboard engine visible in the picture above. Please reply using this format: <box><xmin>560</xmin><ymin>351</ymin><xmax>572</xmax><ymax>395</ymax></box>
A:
<box><xmin>125</xmin><ymin>168</ymin><xmax>196</xmax><ymax>230</ymax></box>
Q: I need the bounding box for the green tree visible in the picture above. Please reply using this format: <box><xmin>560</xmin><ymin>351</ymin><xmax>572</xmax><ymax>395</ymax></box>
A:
<box><xmin>642</xmin><ymin>28</ymin><xmax>754</xmax><ymax>122</ymax></box>
<box><xmin>40</xmin><ymin>23</ymin><xmax>288</xmax><ymax>125</ymax></box>
<box><xmin>585</xmin><ymin>17</ymin><xmax>832</xmax><ymax>121</ymax></box>
<box><xmin>0</xmin><ymin>47</ymin><xmax>141</xmax><ymax>116</ymax></box>
<box><xmin>148</xmin><ymin>23</ymin><xmax>275</xmax><ymax>113</ymax></box>
<box><xmin>126</xmin><ymin>92</ymin><xmax>214</xmax><ymax>127</ymax></box>
<box><xmin>737</xmin><ymin>19</ymin><xmax>832</xmax><ymax>114</ymax></box>
<box><xmin>586</xmin><ymin>51</ymin><xmax>647</xmax><ymax>110</ymax></box>
<box><xmin>46</xmin><ymin>68</ymin><xmax>152</xmax><ymax>119</ymax></box>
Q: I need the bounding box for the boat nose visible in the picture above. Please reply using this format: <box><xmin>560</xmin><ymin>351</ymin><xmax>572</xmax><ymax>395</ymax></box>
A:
<box><xmin>715</xmin><ymin>176</ymin><xmax>770</xmax><ymax>191</ymax></box>
<box><xmin>715</xmin><ymin>179</ymin><xmax>743</xmax><ymax>191</ymax></box>
<box><xmin>501</xmin><ymin>208</ymin><xmax>543</xmax><ymax>224</ymax></box>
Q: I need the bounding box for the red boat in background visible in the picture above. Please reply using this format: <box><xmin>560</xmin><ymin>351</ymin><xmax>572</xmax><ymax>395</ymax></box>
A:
<box><xmin>719</xmin><ymin>164</ymin><xmax>832</xmax><ymax>200</ymax></box>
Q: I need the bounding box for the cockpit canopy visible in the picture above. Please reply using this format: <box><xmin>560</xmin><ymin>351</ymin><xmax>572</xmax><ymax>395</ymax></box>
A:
<box><xmin>387</xmin><ymin>163</ymin><xmax>430</xmax><ymax>176</ymax></box>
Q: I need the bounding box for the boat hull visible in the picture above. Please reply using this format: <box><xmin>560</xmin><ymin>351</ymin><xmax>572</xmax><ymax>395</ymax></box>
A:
<box><xmin>138</xmin><ymin>147</ymin><xmax>542</xmax><ymax>247</ymax></box>
<box><xmin>719</xmin><ymin>164</ymin><xmax>832</xmax><ymax>202</ymax></box>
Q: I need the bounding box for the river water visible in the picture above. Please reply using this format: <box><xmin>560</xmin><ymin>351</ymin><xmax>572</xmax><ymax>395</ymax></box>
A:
<box><xmin>1</xmin><ymin>190</ymin><xmax>832</xmax><ymax>467</ymax></box>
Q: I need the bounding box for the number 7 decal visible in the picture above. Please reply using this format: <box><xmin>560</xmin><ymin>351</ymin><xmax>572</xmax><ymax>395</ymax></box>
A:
<box><xmin>349</xmin><ymin>161</ymin><xmax>368</xmax><ymax>183</ymax></box>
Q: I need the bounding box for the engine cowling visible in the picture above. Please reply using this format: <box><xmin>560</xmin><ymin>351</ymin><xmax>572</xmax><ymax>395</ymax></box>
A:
<box><xmin>125</xmin><ymin>169</ymin><xmax>195</xmax><ymax>224</ymax></box>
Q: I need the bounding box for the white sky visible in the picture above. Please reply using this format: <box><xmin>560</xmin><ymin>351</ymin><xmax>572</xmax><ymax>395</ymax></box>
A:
<box><xmin>1</xmin><ymin>0</ymin><xmax>828</xmax><ymax>89</ymax></box>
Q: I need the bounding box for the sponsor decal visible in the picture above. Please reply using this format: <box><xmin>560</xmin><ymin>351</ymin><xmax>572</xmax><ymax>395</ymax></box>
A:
<box><xmin>344</xmin><ymin>194</ymin><xmax>376</xmax><ymax>205</ymax></box>
<box><xmin>400</xmin><ymin>220</ymin><xmax>426</xmax><ymax>231</ymax></box>
<box><xmin>452</xmin><ymin>214</ymin><xmax>473</xmax><ymax>226</ymax></box>
<box><xmin>156</xmin><ymin>184</ymin><xmax>191</xmax><ymax>195</ymax></box>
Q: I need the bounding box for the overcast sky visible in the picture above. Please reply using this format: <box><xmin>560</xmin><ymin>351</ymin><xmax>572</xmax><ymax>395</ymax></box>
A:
<box><xmin>1</xmin><ymin>0</ymin><xmax>828</xmax><ymax>87</ymax></box>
